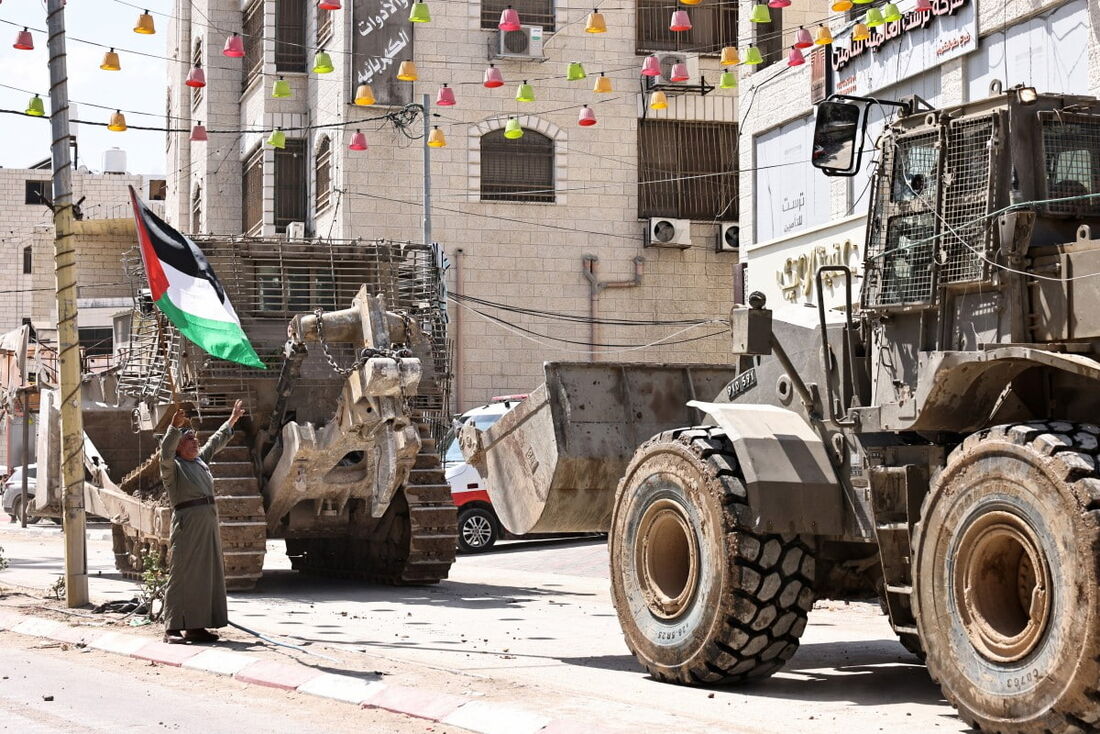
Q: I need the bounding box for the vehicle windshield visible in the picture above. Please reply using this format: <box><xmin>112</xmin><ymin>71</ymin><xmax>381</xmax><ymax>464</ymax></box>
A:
<box><xmin>443</xmin><ymin>414</ymin><xmax>504</xmax><ymax>465</ymax></box>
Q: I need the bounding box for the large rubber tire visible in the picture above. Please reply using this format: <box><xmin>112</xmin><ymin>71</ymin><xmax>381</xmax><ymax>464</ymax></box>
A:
<box><xmin>457</xmin><ymin>506</ymin><xmax>498</xmax><ymax>553</ymax></box>
<box><xmin>913</xmin><ymin>422</ymin><xmax>1100</xmax><ymax>734</ymax></box>
<box><xmin>12</xmin><ymin>496</ymin><xmax>40</xmax><ymax>525</ymax></box>
<box><xmin>610</xmin><ymin>426</ymin><xmax>815</xmax><ymax>685</ymax></box>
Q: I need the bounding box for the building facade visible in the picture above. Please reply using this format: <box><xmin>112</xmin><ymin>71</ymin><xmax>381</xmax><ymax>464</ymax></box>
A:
<box><xmin>165</xmin><ymin>0</ymin><xmax>745</xmax><ymax>410</ymax></box>
<box><xmin>738</xmin><ymin>0</ymin><xmax>1100</xmax><ymax>322</ymax></box>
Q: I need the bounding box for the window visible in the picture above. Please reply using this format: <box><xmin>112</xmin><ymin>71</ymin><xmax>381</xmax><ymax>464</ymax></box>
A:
<box><xmin>191</xmin><ymin>38</ymin><xmax>204</xmax><ymax>109</ymax></box>
<box><xmin>191</xmin><ymin>185</ymin><xmax>202</xmax><ymax>233</ymax></box>
<box><xmin>242</xmin><ymin>146</ymin><xmax>264</xmax><ymax>235</ymax></box>
<box><xmin>636</xmin><ymin>0</ymin><xmax>737</xmax><ymax>54</ymax></box>
<box><xmin>149</xmin><ymin>179</ymin><xmax>167</xmax><ymax>201</ymax></box>
<box><xmin>481</xmin><ymin>0</ymin><xmax>554</xmax><ymax>32</ymax></box>
<box><xmin>480</xmin><ymin>128</ymin><xmax>555</xmax><ymax>203</ymax></box>
<box><xmin>243</xmin><ymin>0</ymin><xmax>264</xmax><ymax>91</ymax></box>
<box><xmin>638</xmin><ymin>120</ymin><xmax>738</xmax><ymax>220</ymax></box>
<box><xmin>315</xmin><ymin>136</ymin><xmax>332</xmax><ymax>212</ymax></box>
<box><xmin>276</xmin><ymin>0</ymin><xmax>307</xmax><ymax>73</ymax></box>
<box><xmin>757</xmin><ymin>7</ymin><xmax>784</xmax><ymax>69</ymax></box>
<box><xmin>315</xmin><ymin>3</ymin><xmax>333</xmax><ymax>46</ymax></box>
<box><xmin>274</xmin><ymin>139</ymin><xmax>308</xmax><ymax>232</ymax></box>
<box><xmin>25</xmin><ymin>180</ymin><xmax>51</xmax><ymax>205</ymax></box>
<box><xmin>78</xmin><ymin>327</ymin><xmax>113</xmax><ymax>357</ymax></box>
<box><xmin>22</xmin><ymin>246</ymin><xmax>31</xmax><ymax>275</ymax></box>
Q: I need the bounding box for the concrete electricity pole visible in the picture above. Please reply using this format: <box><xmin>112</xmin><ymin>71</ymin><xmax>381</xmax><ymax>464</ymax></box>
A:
<box><xmin>422</xmin><ymin>93</ymin><xmax>432</xmax><ymax>248</ymax></box>
<box><xmin>45</xmin><ymin>0</ymin><xmax>89</xmax><ymax>607</ymax></box>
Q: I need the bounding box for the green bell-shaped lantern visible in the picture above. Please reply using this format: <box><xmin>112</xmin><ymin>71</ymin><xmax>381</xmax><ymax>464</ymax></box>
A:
<box><xmin>566</xmin><ymin>61</ymin><xmax>586</xmax><ymax>81</ymax></box>
<box><xmin>313</xmin><ymin>49</ymin><xmax>334</xmax><ymax>73</ymax></box>
<box><xmin>882</xmin><ymin>2</ymin><xmax>902</xmax><ymax>22</ymax></box>
<box><xmin>25</xmin><ymin>94</ymin><xmax>45</xmax><ymax>117</ymax></box>
<box><xmin>749</xmin><ymin>3</ymin><xmax>771</xmax><ymax>23</ymax></box>
<box><xmin>743</xmin><ymin>46</ymin><xmax>764</xmax><ymax>65</ymax></box>
<box><xmin>516</xmin><ymin>80</ymin><xmax>535</xmax><ymax>102</ymax></box>
<box><xmin>272</xmin><ymin>76</ymin><xmax>292</xmax><ymax>98</ymax></box>
<box><xmin>504</xmin><ymin>117</ymin><xmax>524</xmax><ymax>139</ymax></box>
<box><xmin>866</xmin><ymin>8</ymin><xmax>884</xmax><ymax>27</ymax></box>
<box><xmin>267</xmin><ymin>129</ymin><xmax>286</xmax><ymax>149</ymax></box>
<box><xmin>719</xmin><ymin>70</ymin><xmax>737</xmax><ymax>89</ymax></box>
<box><xmin>409</xmin><ymin>1</ymin><xmax>431</xmax><ymax>22</ymax></box>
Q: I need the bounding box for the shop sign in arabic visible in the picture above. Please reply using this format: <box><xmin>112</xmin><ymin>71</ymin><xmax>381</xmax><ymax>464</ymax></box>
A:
<box><xmin>776</xmin><ymin>240</ymin><xmax>861</xmax><ymax>302</ymax></box>
<box><xmin>353</xmin><ymin>0</ymin><xmax>414</xmax><ymax>106</ymax></box>
<box><xmin>831</xmin><ymin>0</ymin><xmax>975</xmax><ymax>97</ymax></box>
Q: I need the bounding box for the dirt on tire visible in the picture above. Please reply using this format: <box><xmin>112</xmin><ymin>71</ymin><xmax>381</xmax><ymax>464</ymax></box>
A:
<box><xmin>609</xmin><ymin>426</ymin><xmax>815</xmax><ymax>685</ymax></box>
<box><xmin>912</xmin><ymin>421</ymin><xmax>1100</xmax><ymax>734</ymax></box>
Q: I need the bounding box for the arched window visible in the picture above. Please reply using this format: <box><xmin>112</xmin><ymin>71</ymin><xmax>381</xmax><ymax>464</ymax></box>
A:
<box><xmin>480</xmin><ymin>128</ymin><xmax>555</xmax><ymax>203</ymax></box>
<box><xmin>190</xmin><ymin>38</ymin><xmax>203</xmax><ymax>109</ymax></box>
<box><xmin>315</xmin><ymin>136</ymin><xmax>332</xmax><ymax>212</ymax></box>
<box><xmin>191</xmin><ymin>185</ymin><xmax>202</xmax><ymax>234</ymax></box>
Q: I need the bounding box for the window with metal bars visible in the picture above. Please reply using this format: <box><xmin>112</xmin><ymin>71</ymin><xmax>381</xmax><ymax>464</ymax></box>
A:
<box><xmin>276</xmin><ymin>0</ymin><xmax>307</xmax><ymax>73</ymax></box>
<box><xmin>243</xmin><ymin>0</ymin><xmax>264</xmax><ymax>92</ymax></box>
<box><xmin>315</xmin><ymin>136</ymin><xmax>332</xmax><ymax>212</ymax></box>
<box><xmin>316</xmin><ymin>3</ymin><xmax>333</xmax><ymax>46</ymax></box>
<box><xmin>756</xmin><ymin>7</ymin><xmax>783</xmax><ymax>69</ymax></box>
<box><xmin>481</xmin><ymin>0</ymin><xmax>555</xmax><ymax>33</ymax></box>
<box><xmin>191</xmin><ymin>38</ymin><xmax>203</xmax><ymax>109</ymax></box>
<box><xmin>191</xmin><ymin>185</ymin><xmax>202</xmax><ymax>234</ymax></box>
<box><xmin>635</xmin><ymin>0</ymin><xmax>737</xmax><ymax>54</ymax></box>
<box><xmin>242</xmin><ymin>147</ymin><xmax>264</xmax><ymax>235</ymax></box>
<box><xmin>480</xmin><ymin>128</ymin><xmax>555</xmax><ymax>203</ymax></box>
<box><xmin>638</xmin><ymin>120</ymin><xmax>738</xmax><ymax>220</ymax></box>
<box><xmin>275</xmin><ymin>139</ymin><xmax>308</xmax><ymax>232</ymax></box>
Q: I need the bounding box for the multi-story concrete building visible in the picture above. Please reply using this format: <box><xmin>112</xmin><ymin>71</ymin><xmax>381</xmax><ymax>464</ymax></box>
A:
<box><xmin>165</xmin><ymin>0</ymin><xmax>745</xmax><ymax>410</ymax></box>
<box><xmin>738</xmin><ymin>0</ymin><xmax>1100</xmax><ymax>319</ymax></box>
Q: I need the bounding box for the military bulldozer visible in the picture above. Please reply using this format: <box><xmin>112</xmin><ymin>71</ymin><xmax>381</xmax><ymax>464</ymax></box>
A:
<box><xmin>463</xmin><ymin>88</ymin><xmax>1100</xmax><ymax>733</ymax></box>
<box><xmin>38</xmin><ymin>237</ymin><xmax>456</xmax><ymax>590</ymax></box>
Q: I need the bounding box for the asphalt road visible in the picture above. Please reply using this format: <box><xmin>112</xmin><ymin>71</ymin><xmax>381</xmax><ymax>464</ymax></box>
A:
<box><xmin>0</xmin><ymin>522</ymin><xmax>967</xmax><ymax>733</ymax></box>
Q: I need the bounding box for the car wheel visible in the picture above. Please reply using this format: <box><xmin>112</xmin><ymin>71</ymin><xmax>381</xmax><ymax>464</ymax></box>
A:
<box><xmin>458</xmin><ymin>506</ymin><xmax>498</xmax><ymax>553</ymax></box>
<box><xmin>13</xmin><ymin>496</ymin><xmax>40</xmax><ymax>525</ymax></box>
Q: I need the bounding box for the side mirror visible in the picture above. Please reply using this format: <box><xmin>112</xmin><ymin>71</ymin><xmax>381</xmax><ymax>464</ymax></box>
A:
<box><xmin>812</xmin><ymin>99</ymin><xmax>867</xmax><ymax>177</ymax></box>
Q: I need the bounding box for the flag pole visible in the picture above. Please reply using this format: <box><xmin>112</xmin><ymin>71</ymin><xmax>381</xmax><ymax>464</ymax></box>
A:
<box><xmin>45</xmin><ymin>0</ymin><xmax>88</xmax><ymax>607</ymax></box>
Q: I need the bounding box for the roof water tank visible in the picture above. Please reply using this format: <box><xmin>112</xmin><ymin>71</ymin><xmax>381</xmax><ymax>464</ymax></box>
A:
<box><xmin>103</xmin><ymin>147</ymin><xmax>127</xmax><ymax>174</ymax></box>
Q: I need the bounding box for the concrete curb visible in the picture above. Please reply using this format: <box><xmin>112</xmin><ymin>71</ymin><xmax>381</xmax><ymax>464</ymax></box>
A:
<box><xmin>0</xmin><ymin>609</ymin><xmax>625</xmax><ymax>734</ymax></box>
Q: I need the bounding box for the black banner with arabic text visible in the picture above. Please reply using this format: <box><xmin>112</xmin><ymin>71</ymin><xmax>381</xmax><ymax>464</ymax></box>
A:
<box><xmin>352</xmin><ymin>0</ymin><xmax>414</xmax><ymax>107</ymax></box>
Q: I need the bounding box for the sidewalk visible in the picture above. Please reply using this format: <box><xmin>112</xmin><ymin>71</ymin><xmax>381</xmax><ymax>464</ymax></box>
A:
<box><xmin>0</xmin><ymin>600</ymin><xmax>611</xmax><ymax>734</ymax></box>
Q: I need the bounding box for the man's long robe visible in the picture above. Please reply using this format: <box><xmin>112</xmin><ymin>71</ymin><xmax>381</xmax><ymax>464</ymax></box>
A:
<box><xmin>160</xmin><ymin>422</ymin><xmax>234</xmax><ymax>631</ymax></box>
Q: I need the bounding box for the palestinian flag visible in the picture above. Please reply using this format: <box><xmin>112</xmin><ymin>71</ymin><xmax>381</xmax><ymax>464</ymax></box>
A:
<box><xmin>129</xmin><ymin>187</ymin><xmax>265</xmax><ymax>368</ymax></box>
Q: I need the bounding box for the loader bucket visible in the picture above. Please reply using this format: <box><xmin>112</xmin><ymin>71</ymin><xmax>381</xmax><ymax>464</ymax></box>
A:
<box><xmin>472</xmin><ymin>362</ymin><xmax>737</xmax><ymax>535</ymax></box>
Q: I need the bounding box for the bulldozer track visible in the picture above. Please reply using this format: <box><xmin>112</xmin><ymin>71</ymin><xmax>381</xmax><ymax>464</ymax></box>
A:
<box><xmin>286</xmin><ymin>420</ymin><xmax>457</xmax><ymax>584</ymax></box>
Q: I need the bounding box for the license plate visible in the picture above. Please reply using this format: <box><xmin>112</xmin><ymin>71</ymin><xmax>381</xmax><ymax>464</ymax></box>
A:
<box><xmin>726</xmin><ymin>368</ymin><xmax>757</xmax><ymax>401</ymax></box>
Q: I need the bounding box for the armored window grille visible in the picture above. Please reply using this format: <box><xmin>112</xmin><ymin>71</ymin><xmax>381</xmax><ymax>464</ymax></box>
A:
<box><xmin>242</xmin><ymin>147</ymin><xmax>264</xmax><ymax>235</ymax></box>
<box><xmin>480</xmin><ymin>128</ymin><xmax>555</xmax><ymax>203</ymax></box>
<box><xmin>315</xmin><ymin>136</ymin><xmax>332</xmax><ymax>212</ymax></box>
<box><xmin>638</xmin><ymin>119</ymin><xmax>738</xmax><ymax>221</ymax></box>
<box><xmin>941</xmin><ymin>115</ymin><xmax>996</xmax><ymax>284</ymax></box>
<box><xmin>636</xmin><ymin>0</ymin><xmax>737</xmax><ymax>54</ymax></box>
<box><xmin>274</xmin><ymin>139</ymin><xmax>308</xmax><ymax>233</ymax></box>
<box><xmin>191</xmin><ymin>38</ymin><xmax>203</xmax><ymax>109</ymax></box>
<box><xmin>481</xmin><ymin>0</ymin><xmax>555</xmax><ymax>33</ymax></box>
<box><xmin>316</xmin><ymin>3</ymin><xmax>333</xmax><ymax>46</ymax></box>
<box><xmin>756</xmin><ymin>7</ymin><xmax>783</xmax><ymax>69</ymax></box>
<box><xmin>276</xmin><ymin>0</ymin><xmax>307</xmax><ymax>73</ymax></box>
<box><xmin>243</xmin><ymin>0</ymin><xmax>264</xmax><ymax>92</ymax></box>
<box><xmin>1040</xmin><ymin>112</ymin><xmax>1100</xmax><ymax>218</ymax></box>
<box><xmin>191</xmin><ymin>185</ymin><xmax>202</xmax><ymax>234</ymax></box>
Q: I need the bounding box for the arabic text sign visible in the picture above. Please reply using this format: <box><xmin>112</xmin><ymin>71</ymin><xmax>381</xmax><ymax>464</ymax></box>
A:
<box><xmin>832</xmin><ymin>0</ymin><xmax>976</xmax><ymax>97</ymax></box>
<box><xmin>353</xmin><ymin>0</ymin><xmax>414</xmax><ymax>106</ymax></box>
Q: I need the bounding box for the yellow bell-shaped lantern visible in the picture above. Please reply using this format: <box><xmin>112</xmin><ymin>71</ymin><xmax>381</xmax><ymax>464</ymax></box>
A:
<box><xmin>815</xmin><ymin>25</ymin><xmax>833</xmax><ymax>45</ymax></box>
<box><xmin>593</xmin><ymin>73</ymin><xmax>612</xmax><ymax>93</ymax></box>
<box><xmin>108</xmin><ymin>110</ymin><xmax>127</xmax><ymax>132</ymax></box>
<box><xmin>585</xmin><ymin>10</ymin><xmax>606</xmax><ymax>33</ymax></box>
<box><xmin>267</xmin><ymin>129</ymin><xmax>286</xmax><ymax>149</ymax></box>
<box><xmin>397</xmin><ymin>60</ymin><xmax>418</xmax><ymax>81</ymax></box>
<box><xmin>504</xmin><ymin>117</ymin><xmax>523</xmax><ymax>139</ymax></box>
<box><xmin>852</xmin><ymin>22</ymin><xmax>870</xmax><ymax>41</ymax></box>
<box><xmin>830</xmin><ymin>0</ymin><xmax>853</xmax><ymax>11</ymax></box>
<box><xmin>427</xmin><ymin>126</ymin><xmax>446</xmax><ymax>148</ymax></box>
<box><xmin>720</xmin><ymin>46</ymin><xmax>739</xmax><ymax>66</ymax></box>
<box><xmin>313</xmin><ymin>50</ymin><xmax>335</xmax><ymax>73</ymax></box>
<box><xmin>134</xmin><ymin>10</ymin><xmax>156</xmax><ymax>34</ymax></box>
<box><xmin>25</xmin><ymin>94</ymin><xmax>45</xmax><ymax>117</ymax></box>
<box><xmin>354</xmin><ymin>84</ymin><xmax>376</xmax><ymax>106</ymax></box>
<box><xmin>100</xmin><ymin>48</ymin><xmax>121</xmax><ymax>71</ymax></box>
<box><xmin>649</xmin><ymin>90</ymin><xmax>668</xmax><ymax>110</ymax></box>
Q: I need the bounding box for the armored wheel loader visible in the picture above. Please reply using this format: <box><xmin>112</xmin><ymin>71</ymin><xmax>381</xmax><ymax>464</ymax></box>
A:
<box><xmin>37</xmin><ymin>237</ymin><xmax>456</xmax><ymax>590</ymax></box>
<box><xmin>463</xmin><ymin>88</ymin><xmax>1100</xmax><ymax>733</ymax></box>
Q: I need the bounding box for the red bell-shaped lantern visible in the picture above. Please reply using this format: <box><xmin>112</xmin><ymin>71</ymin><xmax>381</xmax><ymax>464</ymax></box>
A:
<box><xmin>436</xmin><ymin>83</ymin><xmax>456</xmax><ymax>106</ymax></box>
<box><xmin>787</xmin><ymin>46</ymin><xmax>805</xmax><ymax>66</ymax></box>
<box><xmin>223</xmin><ymin>32</ymin><xmax>245</xmax><ymax>58</ymax></box>
<box><xmin>669</xmin><ymin>9</ymin><xmax>691</xmax><ymax>32</ymax></box>
<box><xmin>190</xmin><ymin>123</ymin><xmax>208</xmax><ymax>142</ymax></box>
<box><xmin>318</xmin><ymin>0</ymin><xmax>342</xmax><ymax>8</ymax></box>
<box><xmin>498</xmin><ymin>5</ymin><xmax>521</xmax><ymax>31</ymax></box>
<box><xmin>186</xmin><ymin>64</ymin><xmax>206</xmax><ymax>88</ymax></box>
<box><xmin>13</xmin><ymin>27</ymin><xmax>33</xmax><ymax>51</ymax></box>
<box><xmin>578</xmin><ymin>105</ymin><xmax>597</xmax><ymax>127</ymax></box>
<box><xmin>669</xmin><ymin>61</ymin><xmax>689</xmax><ymax>82</ymax></box>
<box><xmin>483</xmin><ymin>64</ymin><xmax>504</xmax><ymax>88</ymax></box>
<box><xmin>794</xmin><ymin>26</ymin><xmax>813</xmax><ymax>49</ymax></box>
<box><xmin>641</xmin><ymin>55</ymin><xmax>661</xmax><ymax>76</ymax></box>
<box><xmin>349</xmin><ymin>130</ymin><xmax>368</xmax><ymax>151</ymax></box>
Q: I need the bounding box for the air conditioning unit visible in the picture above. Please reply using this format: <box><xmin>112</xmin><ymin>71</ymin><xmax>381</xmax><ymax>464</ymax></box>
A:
<box><xmin>645</xmin><ymin>217</ymin><xmax>692</xmax><ymax>249</ymax></box>
<box><xmin>655</xmin><ymin>53</ymin><xmax>700</xmax><ymax>86</ymax></box>
<box><xmin>717</xmin><ymin>222</ymin><xmax>739</xmax><ymax>253</ymax></box>
<box><xmin>493</xmin><ymin>25</ymin><xmax>544</xmax><ymax>59</ymax></box>
<box><xmin>285</xmin><ymin>221</ymin><xmax>306</xmax><ymax>240</ymax></box>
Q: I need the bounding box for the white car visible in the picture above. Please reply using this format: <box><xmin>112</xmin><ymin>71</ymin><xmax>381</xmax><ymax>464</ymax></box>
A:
<box><xmin>3</xmin><ymin>465</ymin><xmax>39</xmax><ymax>525</ymax></box>
<box><xmin>443</xmin><ymin>395</ymin><xmax>526</xmax><ymax>552</ymax></box>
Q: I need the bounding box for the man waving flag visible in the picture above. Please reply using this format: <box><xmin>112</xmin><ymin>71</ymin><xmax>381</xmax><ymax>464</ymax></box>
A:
<box><xmin>129</xmin><ymin>187</ymin><xmax>265</xmax><ymax>369</ymax></box>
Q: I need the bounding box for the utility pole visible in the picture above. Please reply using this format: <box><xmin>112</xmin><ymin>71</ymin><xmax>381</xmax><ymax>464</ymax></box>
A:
<box><xmin>422</xmin><ymin>93</ymin><xmax>432</xmax><ymax>247</ymax></box>
<box><xmin>45</xmin><ymin>0</ymin><xmax>88</xmax><ymax>607</ymax></box>
<box><xmin>19</xmin><ymin>389</ymin><xmax>29</xmax><ymax>529</ymax></box>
